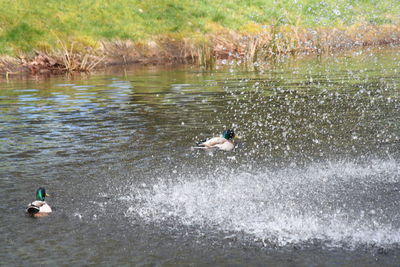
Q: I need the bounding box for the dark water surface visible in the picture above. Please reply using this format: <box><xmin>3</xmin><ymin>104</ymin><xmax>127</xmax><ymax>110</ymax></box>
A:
<box><xmin>1</xmin><ymin>49</ymin><xmax>400</xmax><ymax>266</ymax></box>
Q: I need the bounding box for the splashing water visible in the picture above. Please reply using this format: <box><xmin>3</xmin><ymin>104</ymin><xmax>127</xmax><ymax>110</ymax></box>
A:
<box><xmin>123</xmin><ymin>159</ymin><xmax>400</xmax><ymax>248</ymax></box>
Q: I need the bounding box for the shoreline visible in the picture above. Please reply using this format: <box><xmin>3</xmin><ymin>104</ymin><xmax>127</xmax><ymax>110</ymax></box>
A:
<box><xmin>1</xmin><ymin>24</ymin><xmax>400</xmax><ymax>76</ymax></box>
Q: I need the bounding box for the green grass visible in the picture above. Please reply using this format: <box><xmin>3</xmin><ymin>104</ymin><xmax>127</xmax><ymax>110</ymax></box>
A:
<box><xmin>0</xmin><ymin>0</ymin><xmax>399</xmax><ymax>56</ymax></box>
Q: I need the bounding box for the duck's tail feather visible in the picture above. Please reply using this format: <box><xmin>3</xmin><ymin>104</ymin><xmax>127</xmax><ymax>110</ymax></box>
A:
<box><xmin>26</xmin><ymin>204</ymin><xmax>40</xmax><ymax>215</ymax></box>
<box><xmin>195</xmin><ymin>139</ymin><xmax>208</xmax><ymax>146</ymax></box>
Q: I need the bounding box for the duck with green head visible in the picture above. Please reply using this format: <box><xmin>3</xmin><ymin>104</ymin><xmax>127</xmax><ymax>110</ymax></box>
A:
<box><xmin>26</xmin><ymin>187</ymin><xmax>52</xmax><ymax>217</ymax></box>
<box><xmin>194</xmin><ymin>129</ymin><xmax>237</xmax><ymax>151</ymax></box>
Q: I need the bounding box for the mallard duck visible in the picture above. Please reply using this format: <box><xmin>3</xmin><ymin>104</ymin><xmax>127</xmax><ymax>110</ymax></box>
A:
<box><xmin>193</xmin><ymin>129</ymin><xmax>237</xmax><ymax>151</ymax></box>
<box><xmin>26</xmin><ymin>187</ymin><xmax>52</xmax><ymax>217</ymax></box>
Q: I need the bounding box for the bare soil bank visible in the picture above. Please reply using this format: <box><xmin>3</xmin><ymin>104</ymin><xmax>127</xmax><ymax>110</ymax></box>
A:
<box><xmin>1</xmin><ymin>24</ymin><xmax>399</xmax><ymax>76</ymax></box>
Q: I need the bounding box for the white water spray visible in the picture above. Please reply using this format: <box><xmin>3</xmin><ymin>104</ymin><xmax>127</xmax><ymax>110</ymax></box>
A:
<box><xmin>123</xmin><ymin>159</ymin><xmax>400</xmax><ymax>248</ymax></box>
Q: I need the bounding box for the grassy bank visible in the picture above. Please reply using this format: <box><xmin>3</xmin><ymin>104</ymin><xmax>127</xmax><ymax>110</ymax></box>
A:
<box><xmin>1</xmin><ymin>0</ymin><xmax>400</xmax><ymax>73</ymax></box>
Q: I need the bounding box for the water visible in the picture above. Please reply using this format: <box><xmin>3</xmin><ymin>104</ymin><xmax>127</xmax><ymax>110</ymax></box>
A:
<box><xmin>1</xmin><ymin>49</ymin><xmax>400</xmax><ymax>266</ymax></box>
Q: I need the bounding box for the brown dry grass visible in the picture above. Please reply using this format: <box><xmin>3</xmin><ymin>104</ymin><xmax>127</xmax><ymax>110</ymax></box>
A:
<box><xmin>1</xmin><ymin>24</ymin><xmax>399</xmax><ymax>75</ymax></box>
<box><xmin>237</xmin><ymin>24</ymin><xmax>400</xmax><ymax>67</ymax></box>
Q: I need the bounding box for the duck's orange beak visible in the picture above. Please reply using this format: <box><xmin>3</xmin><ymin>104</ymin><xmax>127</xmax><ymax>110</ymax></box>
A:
<box><xmin>45</xmin><ymin>193</ymin><xmax>50</xmax><ymax>197</ymax></box>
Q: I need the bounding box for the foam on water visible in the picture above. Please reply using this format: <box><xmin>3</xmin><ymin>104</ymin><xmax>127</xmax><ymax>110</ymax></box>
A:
<box><xmin>123</xmin><ymin>159</ymin><xmax>400</xmax><ymax>248</ymax></box>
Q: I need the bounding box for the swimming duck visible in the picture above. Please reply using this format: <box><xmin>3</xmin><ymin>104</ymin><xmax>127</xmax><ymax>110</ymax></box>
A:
<box><xmin>194</xmin><ymin>129</ymin><xmax>237</xmax><ymax>151</ymax></box>
<box><xmin>26</xmin><ymin>187</ymin><xmax>52</xmax><ymax>217</ymax></box>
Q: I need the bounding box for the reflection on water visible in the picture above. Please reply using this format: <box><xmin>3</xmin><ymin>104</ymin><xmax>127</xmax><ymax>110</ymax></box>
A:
<box><xmin>1</xmin><ymin>49</ymin><xmax>400</xmax><ymax>265</ymax></box>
